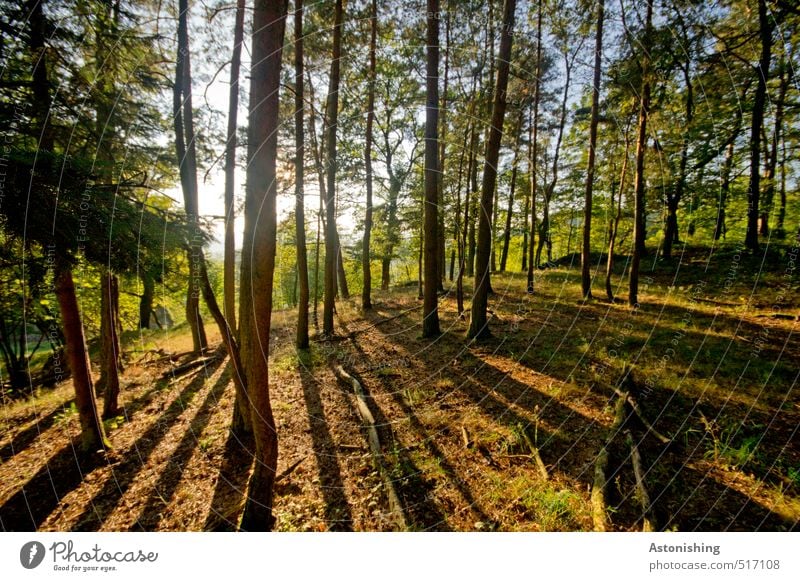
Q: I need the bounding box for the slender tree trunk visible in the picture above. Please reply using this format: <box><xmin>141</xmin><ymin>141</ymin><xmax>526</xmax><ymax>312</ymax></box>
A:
<box><xmin>581</xmin><ymin>0</ymin><xmax>603</xmax><ymax>299</ymax></box>
<box><xmin>306</xmin><ymin>80</ymin><xmax>324</xmax><ymax>325</ymax></box>
<box><xmin>521</xmin><ymin>181</ymin><xmax>529</xmax><ymax>272</ymax></box>
<box><xmin>467</xmin><ymin>128</ymin><xmax>478</xmax><ymax>278</ymax></box>
<box><xmin>239</xmin><ymin>0</ymin><xmax>287</xmax><ymax>532</ymax></box>
<box><xmin>629</xmin><ymin>0</ymin><xmax>653</xmax><ymax>307</ymax></box>
<box><xmin>294</xmin><ymin>0</ymin><xmax>309</xmax><ymax>348</ymax></box>
<box><xmin>423</xmin><ymin>0</ymin><xmax>442</xmax><ymax>337</ymax></box>
<box><xmin>223</xmin><ymin>0</ymin><xmax>245</xmax><ymax>334</ymax></box>
<box><xmin>55</xmin><ymin>262</ymin><xmax>109</xmax><ymax>453</ymax></box>
<box><xmin>323</xmin><ymin>0</ymin><xmax>344</xmax><ymax>335</ymax></box>
<box><xmin>458</xmin><ymin>123</ymin><xmax>476</xmax><ymax>316</ymax></box>
<box><xmin>606</xmin><ymin>132</ymin><xmax>630</xmax><ymax>301</ymax></box>
<box><xmin>714</xmin><ymin>140</ymin><xmax>735</xmax><ymax>241</ymax></box>
<box><xmin>418</xmin><ymin>219</ymin><xmax>424</xmax><ymax>300</ymax></box>
<box><xmin>526</xmin><ymin>2</ymin><xmax>541</xmax><ymax>294</ymax></box>
<box><xmin>174</xmin><ymin>0</ymin><xmax>207</xmax><ymax>353</ymax></box>
<box><xmin>335</xmin><ymin>229</ymin><xmax>349</xmax><ymax>299</ymax></box>
<box><xmin>776</xmin><ymin>130</ymin><xmax>787</xmax><ymax>238</ymax></box>
<box><xmin>745</xmin><ymin>0</ymin><xmax>771</xmax><ymax>251</ymax></box>
<box><xmin>362</xmin><ymin>0</ymin><xmax>377</xmax><ymax>310</ymax></box>
<box><xmin>437</xmin><ymin>6</ymin><xmax>450</xmax><ymax>291</ymax></box>
<box><xmin>500</xmin><ymin>110</ymin><xmax>523</xmax><ymax>272</ymax></box>
<box><xmin>662</xmin><ymin>62</ymin><xmax>693</xmax><ymax>260</ymax></box>
<box><xmin>452</xmin><ymin>121</ymin><xmax>470</xmax><ymax>283</ymax></box>
<box><xmin>760</xmin><ymin>54</ymin><xmax>789</xmax><ymax>238</ymax></box>
<box><xmin>467</xmin><ymin>0</ymin><xmax>516</xmax><ymax>340</ymax></box>
<box><xmin>99</xmin><ymin>271</ymin><xmax>121</xmax><ymax>419</ymax></box>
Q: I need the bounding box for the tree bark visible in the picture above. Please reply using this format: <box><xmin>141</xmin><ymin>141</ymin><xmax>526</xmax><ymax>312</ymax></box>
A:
<box><xmin>526</xmin><ymin>2</ymin><xmax>542</xmax><ymax>294</ymax></box>
<box><xmin>423</xmin><ymin>0</ymin><xmax>442</xmax><ymax>338</ymax></box>
<box><xmin>223</xmin><ymin>0</ymin><xmax>245</xmax><ymax>334</ymax></box>
<box><xmin>606</xmin><ymin>132</ymin><xmax>630</xmax><ymax>301</ymax></box>
<box><xmin>55</xmin><ymin>262</ymin><xmax>109</xmax><ymax>453</ymax></box>
<box><xmin>323</xmin><ymin>0</ymin><xmax>344</xmax><ymax>336</ymax></box>
<box><xmin>467</xmin><ymin>0</ymin><xmax>516</xmax><ymax>340</ymax></box>
<box><xmin>99</xmin><ymin>271</ymin><xmax>121</xmax><ymax>419</ymax></box>
<box><xmin>629</xmin><ymin>0</ymin><xmax>653</xmax><ymax>308</ymax></box>
<box><xmin>362</xmin><ymin>0</ymin><xmax>377</xmax><ymax>310</ymax></box>
<box><xmin>294</xmin><ymin>0</ymin><xmax>309</xmax><ymax>348</ymax></box>
<box><xmin>662</xmin><ymin>60</ymin><xmax>693</xmax><ymax>260</ymax></box>
<box><xmin>239</xmin><ymin>0</ymin><xmax>287</xmax><ymax>531</ymax></box>
<box><xmin>581</xmin><ymin>0</ymin><xmax>603</xmax><ymax>299</ymax></box>
<box><xmin>437</xmin><ymin>6</ymin><xmax>450</xmax><ymax>291</ymax></box>
<box><xmin>174</xmin><ymin>0</ymin><xmax>207</xmax><ymax>353</ymax></box>
<box><xmin>500</xmin><ymin>110</ymin><xmax>523</xmax><ymax>272</ymax></box>
<box><xmin>745</xmin><ymin>0</ymin><xmax>771</xmax><ymax>251</ymax></box>
<box><xmin>760</xmin><ymin>54</ymin><xmax>789</xmax><ymax>238</ymax></box>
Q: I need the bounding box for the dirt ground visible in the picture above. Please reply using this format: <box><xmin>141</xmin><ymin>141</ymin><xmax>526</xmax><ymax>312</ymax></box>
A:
<box><xmin>1</xmin><ymin>260</ymin><xmax>799</xmax><ymax>532</ymax></box>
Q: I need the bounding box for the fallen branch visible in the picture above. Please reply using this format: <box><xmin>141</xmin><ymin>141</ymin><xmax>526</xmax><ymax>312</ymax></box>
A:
<box><xmin>591</xmin><ymin>392</ymin><xmax>628</xmax><ymax>532</ymax></box>
<box><xmin>521</xmin><ymin>429</ymin><xmax>549</xmax><ymax>480</ymax></box>
<box><xmin>276</xmin><ymin>456</ymin><xmax>306</xmax><ymax>483</ymax></box>
<box><xmin>333</xmin><ymin>365</ymin><xmax>407</xmax><ymax>530</ymax></box>
<box><xmin>159</xmin><ymin>355</ymin><xmax>220</xmax><ymax>380</ymax></box>
<box><xmin>461</xmin><ymin>425</ymin><xmax>472</xmax><ymax>449</ymax></box>
<box><xmin>626</xmin><ymin>429</ymin><xmax>658</xmax><ymax>532</ymax></box>
<box><xmin>613</xmin><ymin>386</ymin><xmax>673</xmax><ymax>446</ymax></box>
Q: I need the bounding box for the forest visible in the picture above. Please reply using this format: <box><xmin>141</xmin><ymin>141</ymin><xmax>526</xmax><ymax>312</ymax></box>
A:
<box><xmin>0</xmin><ymin>0</ymin><xmax>798</xmax><ymax>533</ymax></box>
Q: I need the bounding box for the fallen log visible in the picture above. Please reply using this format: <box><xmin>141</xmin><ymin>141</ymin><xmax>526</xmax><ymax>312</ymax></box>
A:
<box><xmin>159</xmin><ymin>355</ymin><xmax>220</xmax><ymax>380</ymax></box>
<box><xmin>626</xmin><ymin>429</ymin><xmax>658</xmax><ymax>532</ymax></box>
<box><xmin>333</xmin><ymin>365</ymin><xmax>407</xmax><ymax>530</ymax></box>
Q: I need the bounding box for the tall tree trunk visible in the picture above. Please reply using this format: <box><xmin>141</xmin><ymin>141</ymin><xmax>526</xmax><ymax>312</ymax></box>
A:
<box><xmin>223</xmin><ymin>0</ymin><xmax>245</xmax><ymax>334</ymax></box>
<box><xmin>500</xmin><ymin>110</ymin><xmax>523</xmax><ymax>272</ymax></box>
<box><xmin>437</xmin><ymin>6</ymin><xmax>450</xmax><ymax>291</ymax></box>
<box><xmin>418</xmin><ymin>219</ymin><xmax>424</xmax><ymax>300</ymax></box>
<box><xmin>760</xmin><ymin>54</ymin><xmax>789</xmax><ymax>238</ymax></box>
<box><xmin>294</xmin><ymin>0</ymin><xmax>309</xmax><ymax>348</ymax></box>
<box><xmin>606</xmin><ymin>131</ymin><xmax>630</xmax><ymax>301</ymax></box>
<box><xmin>458</xmin><ymin>122</ymin><xmax>477</xmax><ymax>316</ymax></box>
<box><xmin>239</xmin><ymin>0</ymin><xmax>287</xmax><ymax>532</ymax></box>
<box><xmin>581</xmin><ymin>0</ymin><xmax>603</xmax><ymax>299</ymax></box>
<box><xmin>467</xmin><ymin>126</ymin><xmax>478</xmax><ymax>278</ymax></box>
<box><xmin>467</xmin><ymin>0</ymin><xmax>516</xmax><ymax>340</ymax></box>
<box><xmin>423</xmin><ymin>0</ymin><xmax>442</xmax><ymax>338</ymax></box>
<box><xmin>362</xmin><ymin>0</ymin><xmax>377</xmax><ymax>310</ymax></box>
<box><xmin>521</xmin><ymin>177</ymin><xmax>530</xmax><ymax>272</ymax></box>
<box><xmin>745</xmin><ymin>0</ymin><xmax>771</xmax><ymax>251</ymax></box>
<box><xmin>526</xmin><ymin>4</ymin><xmax>541</xmax><ymax>293</ymax></box>
<box><xmin>174</xmin><ymin>0</ymin><xmax>207</xmax><ymax>353</ymax></box>
<box><xmin>629</xmin><ymin>0</ymin><xmax>653</xmax><ymax>307</ymax></box>
<box><xmin>323</xmin><ymin>0</ymin><xmax>344</xmax><ymax>336</ymax></box>
<box><xmin>306</xmin><ymin>79</ymin><xmax>324</xmax><ymax>325</ymax></box>
<box><xmin>662</xmin><ymin>61</ymin><xmax>693</xmax><ymax>260</ymax></box>
<box><xmin>776</xmin><ymin>129</ymin><xmax>787</xmax><ymax>238</ymax></box>
<box><xmin>99</xmin><ymin>271</ymin><xmax>121</xmax><ymax>419</ymax></box>
<box><xmin>452</xmin><ymin>120</ymin><xmax>471</xmax><ymax>284</ymax></box>
<box><xmin>55</xmin><ymin>262</ymin><xmax>109</xmax><ymax>453</ymax></box>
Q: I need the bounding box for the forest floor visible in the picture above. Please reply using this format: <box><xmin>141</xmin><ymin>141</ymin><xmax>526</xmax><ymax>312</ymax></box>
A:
<box><xmin>1</xmin><ymin>245</ymin><xmax>799</xmax><ymax>531</ymax></box>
